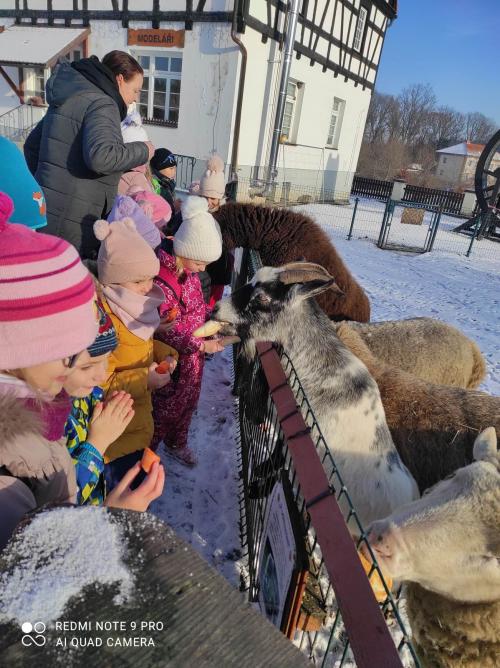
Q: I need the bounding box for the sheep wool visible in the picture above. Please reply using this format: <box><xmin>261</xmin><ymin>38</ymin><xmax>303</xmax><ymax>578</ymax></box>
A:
<box><xmin>406</xmin><ymin>583</ymin><xmax>500</xmax><ymax>668</ymax></box>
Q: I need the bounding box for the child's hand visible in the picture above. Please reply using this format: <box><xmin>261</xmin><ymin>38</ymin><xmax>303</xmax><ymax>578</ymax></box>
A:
<box><xmin>104</xmin><ymin>461</ymin><xmax>165</xmax><ymax>512</ymax></box>
<box><xmin>88</xmin><ymin>391</ymin><xmax>135</xmax><ymax>455</ymax></box>
<box><xmin>157</xmin><ymin>319</ymin><xmax>176</xmax><ymax>334</ymax></box>
<box><xmin>201</xmin><ymin>339</ymin><xmax>225</xmax><ymax>354</ymax></box>
<box><xmin>148</xmin><ymin>363</ymin><xmax>171</xmax><ymax>390</ymax></box>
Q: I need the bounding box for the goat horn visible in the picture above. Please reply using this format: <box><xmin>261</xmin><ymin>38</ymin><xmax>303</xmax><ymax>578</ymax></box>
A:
<box><xmin>279</xmin><ymin>268</ymin><xmax>335</xmax><ymax>285</ymax></box>
<box><xmin>280</xmin><ymin>261</ymin><xmax>332</xmax><ymax>277</ymax></box>
<box><xmin>278</xmin><ymin>262</ymin><xmax>334</xmax><ymax>285</ymax></box>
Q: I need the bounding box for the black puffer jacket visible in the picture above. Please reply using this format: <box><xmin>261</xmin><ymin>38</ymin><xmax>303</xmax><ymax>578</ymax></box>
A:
<box><xmin>24</xmin><ymin>58</ymin><xmax>148</xmax><ymax>258</ymax></box>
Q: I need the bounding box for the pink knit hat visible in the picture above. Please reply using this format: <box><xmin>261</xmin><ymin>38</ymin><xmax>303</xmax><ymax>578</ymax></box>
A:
<box><xmin>0</xmin><ymin>192</ymin><xmax>98</xmax><ymax>368</ymax></box>
<box><xmin>94</xmin><ymin>217</ymin><xmax>160</xmax><ymax>285</ymax></box>
<box><xmin>130</xmin><ymin>190</ymin><xmax>172</xmax><ymax>228</ymax></box>
<box><xmin>198</xmin><ymin>155</ymin><xmax>226</xmax><ymax>199</ymax></box>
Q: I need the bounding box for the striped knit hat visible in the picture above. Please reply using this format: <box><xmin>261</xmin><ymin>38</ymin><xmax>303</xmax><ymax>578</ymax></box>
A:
<box><xmin>87</xmin><ymin>299</ymin><xmax>117</xmax><ymax>357</ymax></box>
<box><xmin>0</xmin><ymin>192</ymin><xmax>98</xmax><ymax>369</ymax></box>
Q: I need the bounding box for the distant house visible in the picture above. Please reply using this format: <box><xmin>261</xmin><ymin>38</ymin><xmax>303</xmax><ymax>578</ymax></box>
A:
<box><xmin>435</xmin><ymin>142</ymin><xmax>499</xmax><ymax>188</ymax></box>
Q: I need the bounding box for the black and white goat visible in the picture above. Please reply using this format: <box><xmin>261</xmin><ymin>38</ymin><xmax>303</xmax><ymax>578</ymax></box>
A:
<box><xmin>212</xmin><ymin>263</ymin><xmax>419</xmax><ymax>528</ymax></box>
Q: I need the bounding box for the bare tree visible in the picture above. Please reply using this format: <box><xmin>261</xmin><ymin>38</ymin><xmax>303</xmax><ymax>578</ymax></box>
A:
<box><xmin>397</xmin><ymin>83</ymin><xmax>436</xmax><ymax>145</ymax></box>
<box><xmin>465</xmin><ymin>112</ymin><xmax>498</xmax><ymax>143</ymax></box>
<box><xmin>364</xmin><ymin>92</ymin><xmax>397</xmax><ymax>143</ymax></box>
<box><xmin>424</xmin><ymin>106</ymin><xmax>465</xmax><ymax>148</ymax></box>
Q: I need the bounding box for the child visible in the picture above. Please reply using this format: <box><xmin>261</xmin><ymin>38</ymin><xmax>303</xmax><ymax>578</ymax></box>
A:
<box><xmin>150</xmin><ymin>148</ymin><xmax>178</xmax><ymax>213</ymax></box>
<box><xmin>130</xmin><ymin>189</ymin><xmax>172</xmax><ymax>238</ymax></box>
<box><xmin>93</xmin><ymin>217</ymin><xmax>178</xmax><ymax>488</ymax></box>
<box><xmin>108</xmin><ymin>193</ymin><xmax>162</xmax><ymax>251</ymax></box>
<box><xmin>64</xmin><ymin>299</ymin><xmax>135</xmax><ymax>505</ymax></box>
<box><xmin>190</xmin><ymin>154</ymin><xmax>226</xmax><ymax>213</ymax></box>
<box><xmin>0</xmin><ymin>192</ymin><xmax>98</xmax><ymax>548</ymax></box>
<box><xmin>118</xmin><ymin>107</ymin><xmax>153</xmax><ymax>195</ymax></box>
<box><xmin>152</xmin><ymin>196</ymin><xmax>224</xmax><ymax>466</ymax></box>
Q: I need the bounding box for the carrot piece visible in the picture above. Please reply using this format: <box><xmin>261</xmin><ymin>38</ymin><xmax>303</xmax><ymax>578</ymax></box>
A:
<box><xmin>156</xmin><ymin>360</ymin><xmax>170</xmax><ymax>374</ymax></box>
<box><xmin>141</xmin><ymin>447</ymin><xmax>160</xmax><ymax>474</ymax></box>
<box><xmin>162</xmin><ymin>306</ymin><xmax>179</xmax><ymax>323</ymax></box>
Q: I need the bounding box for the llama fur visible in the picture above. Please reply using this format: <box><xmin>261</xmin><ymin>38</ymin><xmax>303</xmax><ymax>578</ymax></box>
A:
<box><xmin>214</xmin><ymin>202</ymin><xmax>370</xmax><ymax>322</ymax></box>
<box><xmin>335</xmin><ymin>318</ymin><xmax>486</xmax><ymax>390</ymax></box>
<box><xmin>335</xmin><ymin>323</ymin><xmax>500</xmax><ymax>491</ymax></box>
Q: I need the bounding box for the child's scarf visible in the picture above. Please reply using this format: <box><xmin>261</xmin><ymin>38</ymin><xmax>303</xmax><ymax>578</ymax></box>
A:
<box><xmin>102</xmin><ymin>284</ymin><xmax>164</xmax><ymax>340</ymax></box>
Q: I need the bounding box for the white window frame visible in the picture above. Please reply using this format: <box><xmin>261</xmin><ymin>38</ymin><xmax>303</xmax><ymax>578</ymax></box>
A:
<box><xmin>353</xmin><ymin>6</ymin><xmax>368</xmax><ymax>52</ymax></box>
<box><xmin>133</xmin><ymin>51</ymin><xmax>183</xmax><ymax>127</ymax></box>
<box><xmin>326</xmin><ymin>97</ymin><xmax>345</xmax><ymax>149</ymax></box>
<box><xmin>22</xmin><ymin>66</ymin><xmax>47</xmax><ymax>103</ymax></box>
<box><xmin>281</xmin><ymin>79</ymin><xmax>303</xmax><ymax>144</ymax></box>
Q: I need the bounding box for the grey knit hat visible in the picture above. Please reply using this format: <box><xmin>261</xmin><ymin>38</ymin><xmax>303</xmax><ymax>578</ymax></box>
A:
<box><xmin>174</xmin><ymin>196</ymin><xmax>222</xmax><ymax>263</ymax></box>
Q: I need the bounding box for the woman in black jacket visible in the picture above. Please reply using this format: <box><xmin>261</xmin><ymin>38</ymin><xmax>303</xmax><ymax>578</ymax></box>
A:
<box><xmin>25</xmin><ymin>51</ymin><xmax>153</xmax><ymax>259</ymax></box>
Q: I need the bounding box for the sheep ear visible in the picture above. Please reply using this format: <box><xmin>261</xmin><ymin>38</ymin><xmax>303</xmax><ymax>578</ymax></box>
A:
<box><xmin>294</xmin><ymin>277</ymin><xmax>343</xmax><ymax>302</ymax></box>
<box><xmin>473</xmin><ymin>427</ymin><xmax>499</xmax><ymax>469</ymax></box>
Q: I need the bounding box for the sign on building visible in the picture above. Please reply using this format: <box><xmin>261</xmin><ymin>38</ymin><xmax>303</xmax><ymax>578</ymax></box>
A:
<box><xmin>127</xmin><ymin>29</ymin><xmax>185</xmax><ymax>48</ymax></box>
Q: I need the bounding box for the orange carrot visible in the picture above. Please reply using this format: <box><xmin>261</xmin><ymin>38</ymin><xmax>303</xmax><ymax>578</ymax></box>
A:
<box><xmin>141</xmin><ymin>447</ymin><xmax>160</xmax><ymax>474</ymax></box>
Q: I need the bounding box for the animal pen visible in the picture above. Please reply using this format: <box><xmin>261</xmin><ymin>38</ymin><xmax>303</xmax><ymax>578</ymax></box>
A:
<box><xmin>232</xmin><ymin>249</ymin><xmax>420</xmax><ymax>667</ymax></box>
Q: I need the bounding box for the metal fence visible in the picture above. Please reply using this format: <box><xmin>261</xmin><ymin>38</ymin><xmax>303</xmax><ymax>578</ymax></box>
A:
<box><xmin>351</xmin><ymin>175</ymin><xmax>393</xmax><ymax>201</ymax></box>
<box><xmin>234</xmin><ymin>249</ymin><xmax>420</xmax><ymax>668</ymax></box>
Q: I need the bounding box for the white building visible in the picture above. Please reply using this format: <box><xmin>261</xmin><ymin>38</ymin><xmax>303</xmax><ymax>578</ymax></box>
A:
<box><xmin>436</xmin><ymin>141</ymin><xmax>499</xmax><ymax>190</ymax></box>
<box><xmin>0</xmin><ymin>0</ymin><xmax>397</xmax><ymax>201</ymax></box>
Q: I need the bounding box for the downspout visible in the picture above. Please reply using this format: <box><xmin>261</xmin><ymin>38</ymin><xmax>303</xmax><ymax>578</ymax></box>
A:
<box><xmin>229</xmin><ymin>1</ymin><xmax>248</xmax><ymax>180</ymax></box>
<box><xmin>266</xmin><ymin>0</ymin><xmax>300</xmax><ymax>184</ymax></box>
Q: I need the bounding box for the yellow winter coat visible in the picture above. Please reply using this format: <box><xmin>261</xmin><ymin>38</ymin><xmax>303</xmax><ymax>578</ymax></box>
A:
<box><xmin>101</xmin><ymin>298</ymin><xmax>178</xmax><ymax>463</ymax></box>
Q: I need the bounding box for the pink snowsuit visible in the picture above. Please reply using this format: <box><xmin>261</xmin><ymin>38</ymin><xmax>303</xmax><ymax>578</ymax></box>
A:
<box><xmin>152</xmin><ymin>250</ymin><xmax>210</xmax><ymax>451</ymax></box>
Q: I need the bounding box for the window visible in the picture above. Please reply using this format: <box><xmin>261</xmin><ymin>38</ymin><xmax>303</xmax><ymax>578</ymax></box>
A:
<box><xmin>23</xmin><ymin>67</ymin><xmax>46</xmax><ymax>103</ymax></box>
<box><xmin>443</xmin><ymin>157</ymin><xmax>447</xmax><ymax>164</ymax></box>
<box><xmin>134</xmin><ymin>53</ymin><xmax>182</xmax><ymax>126</ymax></box>
<box><xmin>281</xmin><ymin>81</ymin><xmax>298</xmax><ymax>142</ymax></box>
<box><xmin>326</xmin><ymin>97</ymin><xmax>345</xmax><ymax>148</ymax></box>
<box><xmin>353</xmin><ymin>6</ymin><xmax>368</xmax><ymax>52</ymax></box>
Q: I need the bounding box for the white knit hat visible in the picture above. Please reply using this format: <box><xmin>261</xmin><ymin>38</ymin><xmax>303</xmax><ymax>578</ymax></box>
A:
<box><xmin>199</xmin><ymin>154</ymin><xmax>226</xmax><ymax>199</ymax></box>
<box><xmin>121</xmin><ymin>108</ymin><xmax>149</xmax><ymax>143</ymax></box>
<box><xmin>174</xmin><ymin>196</ymin><xmax>222</xmax><ymax>264</ymax></box>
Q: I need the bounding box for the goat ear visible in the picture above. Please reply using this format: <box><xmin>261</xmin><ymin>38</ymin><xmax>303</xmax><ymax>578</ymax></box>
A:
<box><xmin>295</xmin><ymin>278</ymin><xmax>343</xmax><ymax>301</ymax></box>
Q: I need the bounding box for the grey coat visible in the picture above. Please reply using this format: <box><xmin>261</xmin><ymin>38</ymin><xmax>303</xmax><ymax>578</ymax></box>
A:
<box><xmin>24</xmin><ymin>61</ymin><xmax>148</xmax><ymax>258</ymax></box>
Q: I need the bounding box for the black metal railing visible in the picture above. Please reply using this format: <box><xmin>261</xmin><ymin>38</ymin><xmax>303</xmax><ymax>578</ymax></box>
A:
<box><xmin>403</xmin><ymin>184</ymin><xmax>464</xmax><ymax>215</ymax></box>
<box><xmin>174</xmin><ymin>154</ymin><xmax>196</xmax><ymax>191</ymax></box>
<box><xmin>234</xmin><ymin>249</ymin><xmax>420</xmax><ymax>667</ymax></box>
<box><xmin>351</xmin><ymin>175</ymin><xmax>393</xmax><ymax>201</ymax></box>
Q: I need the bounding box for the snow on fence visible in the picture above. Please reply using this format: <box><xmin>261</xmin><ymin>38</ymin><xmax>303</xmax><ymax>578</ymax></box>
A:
<box><xmin>233</xmin><ymin>249</ymin><xmax>420</xmax><ymax>668</ymax></box>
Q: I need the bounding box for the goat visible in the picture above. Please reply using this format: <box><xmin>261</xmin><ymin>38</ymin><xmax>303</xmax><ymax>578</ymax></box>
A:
<box><xmin>214</xmin><ymin>202</ymin><xmax>371</xmax><ymax>322</ymax></box>
<box><xmin>334</xmin><ymin>318</ymin><xmax>487</xmax><ymax>390</ymax></box>
<box><xmin>335</xmin><ymin>323</ymin><xmax>500</xmax><ymax>491</ymax></box>
<box><xmin>212</xmin><ymin>262</ymin><xmax>419</xmax><ymax>528</ymax></box>
<box><xmin>366</xmin><ymin>428</ymin><xmax>500</xmax><ymax>667</ymax></box>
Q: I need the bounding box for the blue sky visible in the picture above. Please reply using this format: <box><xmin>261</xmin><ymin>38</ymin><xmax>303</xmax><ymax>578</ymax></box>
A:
<box><xmin>375</xmin><ymin>0</ymin><xmax>500</xmax><ymax>125</ymax></box>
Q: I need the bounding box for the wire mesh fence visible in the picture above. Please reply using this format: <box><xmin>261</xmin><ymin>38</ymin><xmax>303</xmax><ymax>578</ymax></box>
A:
<box><xmin>233</xmin><ymin>249</ymin><xmax>420</xmax><ymax>667</ymax></box>
<box><xmin>228</xmin><ymin>170</ymin><xmax>498</xmax><ymax>262</ymax></box>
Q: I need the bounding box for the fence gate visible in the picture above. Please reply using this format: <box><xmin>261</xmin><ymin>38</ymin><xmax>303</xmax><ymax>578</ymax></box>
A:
<box><xmin>377</xmin><ymin>200</ymin><xmax>442</xmax><ymax>253</ymax></box>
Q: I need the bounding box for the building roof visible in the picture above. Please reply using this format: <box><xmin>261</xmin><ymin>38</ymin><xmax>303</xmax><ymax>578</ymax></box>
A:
<box><xmin>436</xmin><ymin>142</ymin><xmax>485</xmax><ymax>157</ymax></box>
<box><xmin>0</xmin><ymin>25</ymin><xmax>89</xmax><ymax>68</ymax></box>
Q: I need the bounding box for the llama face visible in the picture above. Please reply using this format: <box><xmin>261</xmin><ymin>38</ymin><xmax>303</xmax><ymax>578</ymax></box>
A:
<box><xmin>365</xmin><ymin>428</ymin><xmax>500</xmax><ymax>603</ymax></box>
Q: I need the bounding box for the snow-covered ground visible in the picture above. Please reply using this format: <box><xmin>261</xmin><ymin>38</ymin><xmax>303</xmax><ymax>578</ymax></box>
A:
<box><xmin>150</xmin><ymin>202</ymin><xmax>499</xmax><ymax>661</ymax></box>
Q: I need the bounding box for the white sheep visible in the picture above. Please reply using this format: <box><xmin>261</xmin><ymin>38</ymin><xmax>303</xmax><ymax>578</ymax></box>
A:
<box><xmin>333</xmin><ymin>317</ymin><xmax>486</xmax><ymax>389</ymax></box>
<box><xmin>365</xmin><ymin>427</ymin><xmax>500</xmax><ymax>667</ymax></box>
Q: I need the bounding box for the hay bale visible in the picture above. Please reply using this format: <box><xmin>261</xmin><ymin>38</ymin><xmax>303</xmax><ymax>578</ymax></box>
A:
<box><xmin>401</xmin><ymin>208</ymin><xmax>424</xmax><ymax>225</ymax></box>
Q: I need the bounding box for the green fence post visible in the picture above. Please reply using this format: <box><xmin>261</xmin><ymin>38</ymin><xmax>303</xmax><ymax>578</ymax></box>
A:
<box><xmin>466</xmin><ymin>213</ymin><xmax>482</xmax><ymax>257</ymax></box>
<box><xmin>347</xmin><ymin>197</ymin><xmax>359</xmax><ymax>240</ymax></box>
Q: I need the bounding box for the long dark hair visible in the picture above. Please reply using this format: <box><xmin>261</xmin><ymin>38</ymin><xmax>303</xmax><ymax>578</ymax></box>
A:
<box><xmin>102</xmin><ymin>51</ymin><xmax>143</xmax><ymax>81</ymax></box>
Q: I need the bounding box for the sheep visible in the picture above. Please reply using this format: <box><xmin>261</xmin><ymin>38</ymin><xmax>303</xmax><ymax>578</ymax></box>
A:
<box><xmin>211</xmin><ymin>262</ymin><xmax>419</xmax><ymax>528</ymax></box>
<box><xmin>214</xmin><ymin>202</ymin><xmax>371</xmax><ymax>322</ymax></box>
<box><xmin>333</xmin><ymin>318</ymin><xmax>487</xmax><ymax>390</ymax></box>
<box><xmin>334</xmin><ymin>323</ymin><xmax>500</xmax><ymax>491</ymax></box>
<box><xmin>366</xmin><ymin>428</ymin><xmax>500</xmax><ymax>667</ymax></box>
